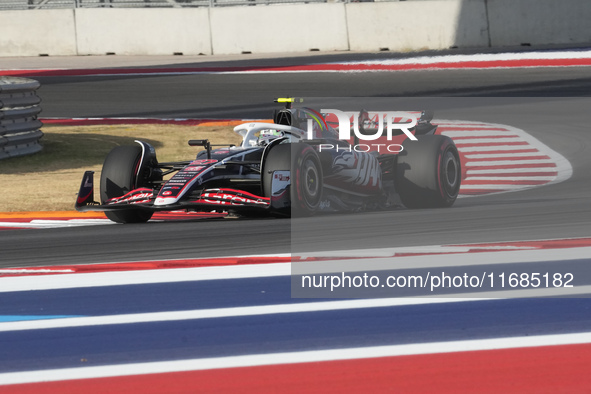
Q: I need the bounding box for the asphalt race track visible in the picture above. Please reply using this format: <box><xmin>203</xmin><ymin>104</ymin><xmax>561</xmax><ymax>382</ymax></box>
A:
<box><xmin>32</xmin><ymin>65</ymin><xmax>591</xmax><ymax>119</ymax></box>
<box><xmin>1</xmin><ymin>53</ymin><xmax>591</xmax><ymax>391</ymax></box>
<box><xmin>1</xmin><ymin>62</ymin><xmax>590</xmax><ymax>264</ymax></box>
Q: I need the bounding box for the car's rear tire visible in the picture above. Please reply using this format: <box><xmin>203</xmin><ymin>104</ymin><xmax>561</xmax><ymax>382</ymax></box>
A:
<box><xmin>263</xmin><ymin>143</ymin><xmax>323</xmax><ymax>217</ymax></box>
<box><xmin>100</xmin><ymin>145</ymin><xmax>153</xmax><ymax>224</ymax></box>
<box><xmin>396</xmin><ymin>135</ymin><xmax>461</xmax><ymax>208</ymax></box>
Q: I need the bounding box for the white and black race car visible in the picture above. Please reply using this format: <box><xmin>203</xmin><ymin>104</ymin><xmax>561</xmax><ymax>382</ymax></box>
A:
<box><xmin>75</xmin><ymin>99</ymin><xmax>461</xmax><ymax>223</ymax></box>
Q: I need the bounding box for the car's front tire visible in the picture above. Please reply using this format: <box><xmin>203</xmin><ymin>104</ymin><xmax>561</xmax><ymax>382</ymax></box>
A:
<box><xmin>263</xmin><ymin>143</ymin><xmax>323</xmax><ymax>217</ymax></box>
<box><xmin>100</xmin><ymin>145</ymin><xmax>153</xmax><ymax>224</ymax></box>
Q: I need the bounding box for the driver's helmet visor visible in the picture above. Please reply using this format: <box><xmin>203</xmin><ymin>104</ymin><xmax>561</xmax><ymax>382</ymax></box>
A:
<box><xmin>256</xmin><ymin>129</ymin><xmax>284</xmax><ymax>146</ymax></box>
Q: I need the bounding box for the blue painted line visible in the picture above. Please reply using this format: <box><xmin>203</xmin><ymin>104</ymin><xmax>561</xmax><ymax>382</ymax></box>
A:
<box><xmin>0</xmin><ymin>298</ymin><xmax>590</xmax><ymax>373</ymax></box>
<box><xmin>0</xmin><ymin>276</ymin><xmax>316</xmax><ymax>317</ymax></box>
<box><xmin>0</xmin><ymin>315</ymin><xmax>82</xmax><ymax>323</ymax></box>
<box><xmin>1</xmin><ymin>257</ymin><xmax>589</xmax><ymax>317</ymax></box>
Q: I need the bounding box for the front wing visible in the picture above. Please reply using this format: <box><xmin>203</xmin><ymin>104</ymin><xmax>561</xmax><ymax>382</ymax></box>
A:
<box><xmin>75</xmin><ymin>171</ymin><xmax>271</xmax><ymax>213</ymax></box>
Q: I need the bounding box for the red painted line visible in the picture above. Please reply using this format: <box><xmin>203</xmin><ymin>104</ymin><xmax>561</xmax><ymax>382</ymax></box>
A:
<box><xmin>436</xmin><ymin>127</ymin><xmax>512</xmax><ymax>132</ymax></box>
<box><xmin>3</xmin><ymin>57</ymin><xmax>591</xmax><ymax>78</ymax></box>
<box><xmin>41</xmin><ymin>118</ymin><xmax>224</xmax><ymax>126</ymax></box>
<box><xmin>454</xmin><ymin>141</ymin><xmax>529</xmax><ymax>147</ymax></box>
<box><xmin>460</xmin><ymin>189</ymin><xmax>509</xmax><ymax>195</ymax></box>
<box><xmin>457</xmin><ymin>237</ymin><xmax>591</xmax><ymax>250</ymax></box>
<box><xmin>443</xmin><ymin>135</ymin><xmax>520</xmax><ymax>140</ymax></box>
<box><xmin>3</xmin><ymin>237</ymin><xmax>591</xmax><ymax>276</ymax></box>
<box><xmin>436</xmin><ymin>123</ymin><xmax>493</xmax><ymax>127</ymax></box>
<box><xmin>461</xmin><ymin>149</ymin><xmax>539</xmax><ymax>155</ymax></box>
<box><xmin>0</xmin><ymin>212</ymin><xmax>106</xmax><ymax>219</ymax></box>
<box><xmin>466</xmin><ymin>155</ymin><xmax>550</xmax><ymax>161</ymax></box>
<box><xmin>0</xmin><ymin>256</ymin><xmax>291</xmax><ymax>277</ymax></box>
<box><xmin>295</xmin><ymin>57</ymin><xmax>591</xmax><ymax>71</ymax></box>
<box><xmin>3</xmin><ymin>343</ymin><xmax>590</xmax><ymax>393</ymax></box>
<box><xmin>453</xmin><ymin>136</ymin><xmax>523</xmax><ymax>142</ymax></box>
<box><xmin>465</xmin><ymin>172</ymin><xmax>558</xmax><ymax>177</ymax></box>
<box><xmin>40</xmin><ymin>118</ymin><xmax>272</xmax><ymax>126</ymax></box>
<box><xmin>466</xmin><ymin>163</ymin><xmax>556</xmax><ymax>170</ymax></box>
<box><xmin>1</xmin><ymin>67</ymin><xmax>266</xmax><ymax>77</ymax></box>
<box><xmin>462</xmin><ymin>179</ymin><xmax>548</xmax><ymax>185</ymax></box>
<box><xmin>394</xmin><ymin>237</ymin><xmax>591</xmax><ymax>257</ymax></box>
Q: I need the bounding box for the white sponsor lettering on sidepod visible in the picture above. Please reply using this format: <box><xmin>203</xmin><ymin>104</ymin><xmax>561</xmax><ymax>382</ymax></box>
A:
<box><xmin>272</xmin><ymin>171</ymin><xmax>290</xmax><ymax>197</ymax></box>
<box><xmin>155</xmin><ymin>162</ymin><xmax>218</xmax><ymax>205</ymax></box>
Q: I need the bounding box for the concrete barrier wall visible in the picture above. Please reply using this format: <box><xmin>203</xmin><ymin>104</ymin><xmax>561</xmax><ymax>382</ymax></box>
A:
<box><xmin>346</xmin><ymin>0</ymin><xmax>489</xmax><ymax>52</ymax></box>
<box><xmin>0</xmin><ymin>10</ymin><xmax>77</xmax><ymax>56</ymax></box>
<box><xmin>487</xmin><ymin>0</ymin><xmax>591</xmax><ymax>46</ymax></box>
<box><xmin>0</xmin><ymin>1</ymin><xmax>590</xmax><ymax>57</ymax></box>
<box><xmin>210</xmin><ymin>4</ymin><xmax>349</xmax><ymax>55</ymax></box>
<box><xmin>75</xmin><ymin>9</ymin><xmax>212</xmax><ymax>56</ymax></box>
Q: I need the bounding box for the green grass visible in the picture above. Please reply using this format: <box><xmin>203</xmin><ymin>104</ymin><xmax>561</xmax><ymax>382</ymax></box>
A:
<box><xmin>0</xmin><ymin>124</ymin><xmax>240</xmax><ymax>212</ymax></box>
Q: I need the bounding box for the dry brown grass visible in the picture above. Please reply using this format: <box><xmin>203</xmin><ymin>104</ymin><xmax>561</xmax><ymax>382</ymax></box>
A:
<box><xmin>0</xmin><ymin>124</ymin><xmax>241</xmax><ymax>212</ymax></box>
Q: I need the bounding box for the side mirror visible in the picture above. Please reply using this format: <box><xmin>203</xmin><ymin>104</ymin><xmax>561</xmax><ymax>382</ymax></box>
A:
<box><xmin>189</xmin><ymin>139</ymin><xmax>211</xmax><ymax>159</ymax></box>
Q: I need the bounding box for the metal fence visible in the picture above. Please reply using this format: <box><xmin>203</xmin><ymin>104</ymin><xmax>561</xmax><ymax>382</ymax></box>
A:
<box><xmin>0</xmin><ymin>0</ymin><xmax>352</xmax><ymax>9</ymax></box>
<box><xmin>0</xmin><ymin>77</ymin><xmax>43</xmax><ymax>160</ymax></box>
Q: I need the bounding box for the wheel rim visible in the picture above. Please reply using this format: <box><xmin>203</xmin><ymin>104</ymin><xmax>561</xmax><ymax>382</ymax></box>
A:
<box><xmin>291</xmin><ymin>146</ymin><xmax>323</xmax><ymax>215</ymax></box>
<box><xmin>303</xmin><ymin>158</ymin><xmax>321</xmax><ymax>206</ymax></box>
<box><xmin>305</xmin><ymin>160</ymin><xmax>319</xmax><ymax>197</ymax></box>
<box><xmin>442</xmin><ymin>150</ymin><xmax>460</xmax><ymax>198</ymax></box>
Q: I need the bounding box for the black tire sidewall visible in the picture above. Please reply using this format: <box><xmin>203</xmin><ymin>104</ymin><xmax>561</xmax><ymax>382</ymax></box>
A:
<box><xmin>262</xmin><ymin>143</ymin><xmax>323</xmax><ymax>216</ymax></box>
<box><xmin>396</xmin><ymin>135</ymin><xmax>461</xmax><ymax>208</ymax></box>
<box><xmin>438</xmin><ymin>140</ymin><xmax>461</xmax><ymax>204</ymax></box>
<box><xmin>291</xmin><ymin>145</ymin><xmax>323</xmax><ymax>215</ymax></box>
<box><xmin>100</xmin><ymin>145</ymin><xmax>153</xmax><ymax>223</ymax></box>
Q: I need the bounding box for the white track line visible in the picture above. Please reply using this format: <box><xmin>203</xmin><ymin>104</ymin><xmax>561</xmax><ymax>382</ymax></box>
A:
<box><xmin>440</xmin><ymin>131</ymin><xmax>516</xmax><ymax>138</ymax></box>
<box><xmin>467</xmin><ymin>167</ymin><xmax>558</xmax><ymax>174</ymax></box>
<box><xmin>438</xmin><ymin>120</ymin><xmax>573</xmax><ymax>196</ymax></box>
<box><xmin>1</xmin><ymin>246</ymin><xmax>590</xmax><ymax>292</ymax></box>
<box><xmin>464</xmin><ymin>152</ymin><xmax>549</xmax><ymax>159</ymax></box>
<box><xmin>345</xmin><ymin>49</ymin><xmax>591</xmax><ymax>66</ymax></box>
<box><xmin>436</xmin><ymin>123</ymin><xmax>503</xmax><ymax>127</ymax></box>
<box><xmin>463</xmin><ymin>176</ymin><xmax>556</xmax><ymax>181</ymax></box>
<box><xmin>459</xmin><ymin>145</ymin><xmax>539</xmax><ymax>152</ymax></box>
<box><xmin>464</xmin><ymin>159</ymin><xmax>554</xmax><ymax>167</ymax></box>
<box><xmin>0</xmin><ymin>297</ymin><xmax>485</xmax><ymax>332</ymax></box>
<box><xmin>0</xmin><ymin>219</ymin><xmax>113</xmax><ymax>229</ymax></box>
<box><xmin>0</xmin><ymin>263</ymin><xmax>289</xmax><ymax>292</ymax></box>
<box><xmin>1</xmin><ymin>332</ymin><xmax>590</xmax><ymax>385</ymax></box>
<box><xmin>3</xmin><ymin>283</ymin><xmax>591</xmax><ymax>333</ymax></box>
<box><xmin>452</xmin><ymin>137</ymin><xmax>523</xmax><ymax>144</ymax></box>
<box><xmin>291</xmin><ymin>246</ymin><xmax>591</xmax><ymax>275</ymax></box>
<box><xmin>0</xmin><ymin>269</ymin><xmax>74</xmax><ymax>274</ymax></box>
<box><xmin>460</xmin><ymin>184</ymin><xmax>541</xmax><ymax>190</ymax></box>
